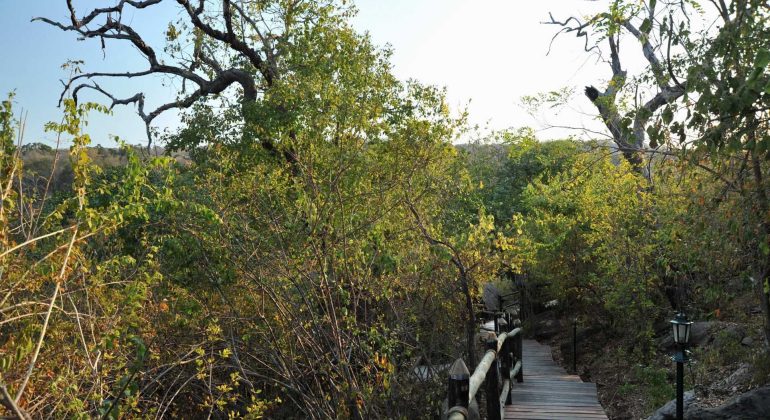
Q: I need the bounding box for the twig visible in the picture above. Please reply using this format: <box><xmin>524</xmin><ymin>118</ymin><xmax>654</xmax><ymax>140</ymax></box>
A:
<box><xmin>0</xmin><ymin>225</ymin><xmax>77</xmax><ymax>259</ymax></box>
<box><xmin>14</xmin><ymin>225</ymin><xmax>79</xmax><ymax>403</ymax></box>
<box><xmin>0</xmin><ymin>384</ymin><xmax>28</xmax><ymax>420</ymax></box>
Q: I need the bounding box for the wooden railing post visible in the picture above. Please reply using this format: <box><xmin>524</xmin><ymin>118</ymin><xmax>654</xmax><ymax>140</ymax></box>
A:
<box><xmin>500</xmin><ymin>334</ymin><xmax>513</xmax><ymax>406</ymax></box>
<box><xmin>515</xmin><ymin>331</ymin><xmax>523</xmax><ymax>383</ymax></box>
<box><xmin>446</xmin><ymin>313</ymin><xmax>523</xmax><ymax>419</ymax></box>
<box><xmin>484</xmin><ymin>338</ymin><xmax>501</xmax><ymax>420</ymax></box>
<box><xmin>447</xmin><ymin>358</ymin><xmax>470</xmax><ymax>419</ymax></box>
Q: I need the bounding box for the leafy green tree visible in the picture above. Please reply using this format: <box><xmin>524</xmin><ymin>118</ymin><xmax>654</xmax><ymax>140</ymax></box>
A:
<box><xmin>24</xmin><ymin>1</ymin><xmax>508</xmax><ymax>417</ymax></box>
<box><xmin>463</xmin><ymin>128</ymin><xmax>581</xmax><ymax>228</ymax></box>
<box><xmin>515</xmin><ymin>149</ymin><xmax>661</xmax><ymax>344</ymax></box>
<box><xmin>547</xmin><ymin>0</ymin><xmax>770</xmax><ymax>348</ymax></box>
<box><xmin>676</xmin><ymin>1</ymin><xmax>770</xmax><ymax>348</ymax></box>
<box><xmin>1</xmin><ymin>98</ymin><xmax>178</xmax><ymax>418</ymax></box>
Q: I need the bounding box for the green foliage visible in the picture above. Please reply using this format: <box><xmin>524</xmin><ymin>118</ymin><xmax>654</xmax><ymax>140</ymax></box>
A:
<box><xmin>0</xmin><ymin>2</ymin><xmax>499</xmax><ymax>416</ymax></box>
<box><xmin>497</xmin><ymin>132</ymin><xmax>756</xmax><ymax>347</ymax></box>
<box><xmin>0</xmin><ymin>93</ymin><xmax>20</xmax><ymax>251</ymax></box>
<box><xmin>7</xmin><ymin>1</ymin><xmax>770</xmax><ymax>418</ymax></box>
<box><xmin>513</xmin><ymin>148</ymin><xmax>662</xmax><ymax>343</ymax></box>
<box><xmin>1</xmin><ymin>97</ymin><xmax>179</xmax><ymax>418</ymax></box>
<box><xmin>627</xmin><ymin>364</ymin><xmax>675</xmax><ymax>413</ymax></box>
<box><xmin>463</xmin><ymin>128</ymin><xmax>581</xmax><ymax>230</ymax></box>
<box><xmin>681</xmin><ymin>2</ymin><xmax>770</xmax><ymax>158</ymax></box>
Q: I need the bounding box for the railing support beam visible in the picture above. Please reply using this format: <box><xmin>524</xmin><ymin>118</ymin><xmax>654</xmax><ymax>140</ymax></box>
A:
<box><xmin>515</xmin><ymin>331</ymin><xmax>523</xmax><ymax>383</ymax></box>
<box><xmin>444</xmin><ymin>312</ymin><xmax>524</xmax><ymax>420</ymax></box>
<box><xmin>499</xmin><ymin>328</ymin><xmax>513</xmax><ymax>406</ymax></box>
<box><xmin>485</xmin><ymin>338</ymin><xmax>501</xmax><ymax>420</ymax></box>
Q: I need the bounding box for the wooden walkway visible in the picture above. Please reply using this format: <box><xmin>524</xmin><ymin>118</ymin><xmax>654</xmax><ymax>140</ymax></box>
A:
<box><xmin>504</xmin><ymin>339</ymin><xmax>607</xmax><ymax>420</ymax></box>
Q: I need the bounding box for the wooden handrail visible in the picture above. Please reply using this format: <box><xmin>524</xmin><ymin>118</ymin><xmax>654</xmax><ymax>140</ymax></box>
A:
<box><xmin>446</xmin><ymin>313</ymin><xmax>523</xmax><ymax>420</ymax></box>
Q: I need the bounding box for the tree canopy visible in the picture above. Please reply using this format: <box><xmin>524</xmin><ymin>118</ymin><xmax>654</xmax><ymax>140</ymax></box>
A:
<box><xmin>2</xmin><ymin>1</ymin><xmax>770</xmax><ymax>418</ymax></box>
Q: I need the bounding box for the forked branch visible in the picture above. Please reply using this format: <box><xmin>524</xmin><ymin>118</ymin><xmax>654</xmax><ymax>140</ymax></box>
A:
<box><xmin>34</xmin><ymin>0</ymin><xmax>275</xmax><ymax>147</ymax></box>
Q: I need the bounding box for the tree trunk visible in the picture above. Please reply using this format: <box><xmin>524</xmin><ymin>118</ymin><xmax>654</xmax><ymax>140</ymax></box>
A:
<box><xmin>461</xmin><ymin>273</ymin><xmax>478</xmax><ymax>369</ymax></box>
<box><xmin>751</xmin><ymin>150</ymin><xmax>770</xmax><ymax>349</ymax></box>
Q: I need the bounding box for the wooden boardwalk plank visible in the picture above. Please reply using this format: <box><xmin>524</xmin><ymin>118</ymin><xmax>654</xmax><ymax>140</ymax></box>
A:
<box><xmin>505</xmin><ymin>339</ymin><xmax>607</xmax><ymax>420</ymax></box>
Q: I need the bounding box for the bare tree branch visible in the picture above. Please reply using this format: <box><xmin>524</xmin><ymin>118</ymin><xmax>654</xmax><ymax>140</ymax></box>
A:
<box><xmin>0</xmin><ymin>384</ymin><xmax>30</xmax><ymax>420</ymax></box>
<box><xmin>622</xmin><ymin>20</ymin><xmax>668</xmax><ymax>88</ymax></box>
<box><xmin>632</xmin><ymin>84</ymin><xmax>686</xmax><ymax>148</ymax></box>
<box><xmin>545</xmin><ymin>4</ymin><xmax>691</xmax><ymax>175</ymax></box>
<box><xmin>175</xmin><ymin>0</ymin><xmax>276</xmax><ymax>84</ymax></box>
<box><xmin>543</xmin><ymin>13</ymin><xmax>601</xmax><ymax>56</ymax></box>
<box><xmin>34</xmin><ymin>0</ymin><xmax>276</xmax><ymax>148</ymax></box>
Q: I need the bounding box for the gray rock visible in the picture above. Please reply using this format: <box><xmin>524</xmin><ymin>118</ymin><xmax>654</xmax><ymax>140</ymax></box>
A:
<box><xmin>690</xmin><ymin>322</ymin><xmax>716</xmax><ymax>347</ymax></box>
<box><xmin>533</xmin><ymin>318</ymin><xmax>561</xmax><ymax>340</ymax></box>
<box><xmin>657</xmin><ymin>322</ymin><xmax>748</xmax><ymax>352</ymax></box>
<box><xmin>741</xmin><ymin>336</ymin><xmax>753</xmax><ymax>346</ymax></box>
<box><xmin>658</xmin><ymin>321</ymin><xmax>714</xmax><ymax>350</ymax></box>
<box><xmin>645</xmin><ymin>390</ymin><xmax>695</xmax><ymax>420</ymax></box>
<box><xmin>482</xmin><ymin>283</ymin><xmax>501</xmax><ymax>311</ymax></box>
<box><xmin>688</xmin><ymin>386</ymin><xmax>770</xmax><ymax>419</ymax></box>
<box><xmin>712</xmin><ymin>324</ymin><xmax>746</xmax><ymax>348</ymax></box>
<box><xmin>646</xmin><ymin>386</ymin><xmax>770</xmax><ymax>420</ymax></box>
<box><xmin>528</xmin><ymin>311</ymin><xmax>561</xmax><ymax>340</ymax></box>
<box><xmin>710</xmin><ymin>364</ymin><xmax>753</xmax><ymax>396</ymax></box>
<box><xmin>559</xmin><ymin>326</ymin><xmax>603</xmax><ymax>360</ymax></box>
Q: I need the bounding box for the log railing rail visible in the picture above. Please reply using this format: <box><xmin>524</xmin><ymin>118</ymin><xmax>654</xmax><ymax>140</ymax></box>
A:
<box><xmin>446</xmin><ymin>312</ymin><xmax>523</xmax><ymax>420</ymax></box>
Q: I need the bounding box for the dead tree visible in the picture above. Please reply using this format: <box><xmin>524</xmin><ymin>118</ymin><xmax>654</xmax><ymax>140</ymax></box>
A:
<box><xmin>544</xmin><ymin>2</ymin><xmax>686</xmax><ymax>175</ymax></box>
<box><xmin>35</xmin><ymin>0</ymin><xmax>334</xmax><ymax>149</ymax></box>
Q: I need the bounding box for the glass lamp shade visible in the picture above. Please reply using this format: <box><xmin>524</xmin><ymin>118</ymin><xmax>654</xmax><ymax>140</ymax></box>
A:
<box><xmin>671</xmin><ymin>312</ymin><xmax>693</xmax><ymax>345</ymax></box>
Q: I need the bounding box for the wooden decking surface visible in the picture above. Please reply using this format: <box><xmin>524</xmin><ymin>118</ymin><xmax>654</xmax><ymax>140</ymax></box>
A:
<box><xmin>505</xmin><ymin>340</ymin><xmax>608</xmax><ymax>420</ymax></box>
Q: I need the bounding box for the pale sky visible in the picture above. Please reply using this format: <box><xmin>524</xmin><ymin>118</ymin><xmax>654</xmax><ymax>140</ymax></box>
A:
<box><xmin>0</xmin><ymin>1</ymin><xmax>619</xmax><ymax>147</ymax></box>
<box><xmin>353</xmin><ymin>0</ymin><xmax>613</xmax><ymax>140</ymax></box>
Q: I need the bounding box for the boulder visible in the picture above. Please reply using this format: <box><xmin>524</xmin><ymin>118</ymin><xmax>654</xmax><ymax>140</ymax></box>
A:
<box><xmin>712</xmin><ymin>324</ymin><xmax>746</xmax><ymax>348</ymax></box>
<box><xmin>645</xmin><ymin>390</ymin><xmax>695</xmax><ymax>420</ymax></box>
<box><xmin>559</xmin><ymin>326</ymin><xmax>603</xmax><ymax>360</ymax></box>
<box><xmin>688</xmin><ymin>386</ymin><xmax>770</xmax><ymax>419</ymax></box>
<box><xmin>657</xmin><ymin>322</ymin><xmax>745</xmax><ymax>351</ymax></box>
<box><xmin>646</xmin><ymin>386</ymin><xmax>770</xmax><ymax>419</ymax></box>
<box><xmin>482</xmin><ymin>283</ymin><xmax>501</xmax><ymax>312</ymax></box>
<box><xmin>533</xmin><ymin>318</ymin><xmax>561</xmax><ymax>340</ymax></box>
<box><xmin>658</xmin><ymin>321</ymin><xmax>712</xmax><ymax>350</ymax></box>
<box><xmin>709</xmin><ymin>363</ymin><xmax>753</xmax><ymax>396</ymax></box>
<box><xmin>524</xmin><ymin>310</ymin><xmax>562</xmax><ymax>340</ymax></box>
<box><xmin>689</xmin><ymin>322</ymin><xmax>715</xmax><ymax>347</ymax></box>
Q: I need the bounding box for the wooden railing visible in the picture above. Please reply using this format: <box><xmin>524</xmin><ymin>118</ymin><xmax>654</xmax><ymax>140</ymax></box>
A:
<box><xmin>445</xmin><ymin>313</ymin><xmax>523</xmax><ymax>420</ymax></box>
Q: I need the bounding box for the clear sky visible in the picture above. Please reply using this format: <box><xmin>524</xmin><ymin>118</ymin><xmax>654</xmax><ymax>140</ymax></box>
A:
<box><xmin>0</xmin><ymin>1</ymin><xmax>615</xmax><ymax>147</ymax></box>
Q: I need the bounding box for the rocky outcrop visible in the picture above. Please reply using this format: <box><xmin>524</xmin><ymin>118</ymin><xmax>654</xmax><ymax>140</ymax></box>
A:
<box><xmin>656</xmin><ymin>321</ymin><xmax>746</xmax><ymax>351</ymax></box>
<box><xmin>688</xmin><ymin>386</ymin><xmax>770</xmax><ymax>419</ymax></box>
<box><xmin>646</xmin><ymin>386</ymin><xmax>770</xmax><ymax>420</ymax></box>
<box><xmin>528</xmin><ymin>310</ymin><xmax>563</xmax><ymax>340</ymax></box>
<box><xmin>482</xmin><ymin>283</ymin><xmax>501</xmax><ymax>312</ymax></box>
<box><xmin>709</xmin><ymin>363</ymin><xmax>753</xmax><ymax>396</ymax></box>
<box><xmin>645</xmin><ymin>390</ymin><xmax>695</xmax><ymax>420</ymax></box>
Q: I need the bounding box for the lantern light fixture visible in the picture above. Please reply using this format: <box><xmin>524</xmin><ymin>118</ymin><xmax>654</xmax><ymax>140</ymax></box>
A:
<box><xmin>670</xmin><ymin>312</ymin><xmax>693</xmax><ymax>345</ymax></box>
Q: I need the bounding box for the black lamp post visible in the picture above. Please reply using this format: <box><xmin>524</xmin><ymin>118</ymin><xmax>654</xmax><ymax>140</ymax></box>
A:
<box><xmin>671</xmin><ymin>312</ymin><xmax>693</xmax><ymax>420</ymax></box>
